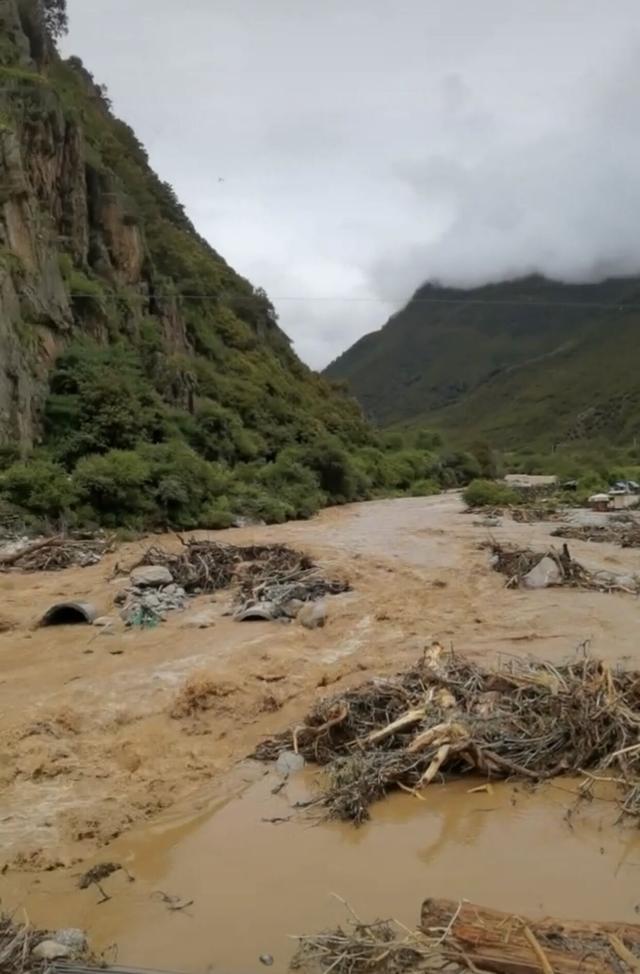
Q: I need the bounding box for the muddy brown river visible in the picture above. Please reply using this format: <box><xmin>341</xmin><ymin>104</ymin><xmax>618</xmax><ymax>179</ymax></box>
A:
<box><xmin>2</xmin><ymin>494</ymin><xmax>640</xmax><ymax>971</ymax></box>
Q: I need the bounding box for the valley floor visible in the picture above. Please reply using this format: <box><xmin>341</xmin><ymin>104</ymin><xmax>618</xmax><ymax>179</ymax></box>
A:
<box><xmin>2</xmin><ymin>493</ymin><xmax>640</xmax><ymax>969</ymax></box>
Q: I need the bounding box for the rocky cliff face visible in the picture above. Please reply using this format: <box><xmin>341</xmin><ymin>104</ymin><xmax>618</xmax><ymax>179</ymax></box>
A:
<box><xmin>0</xmin><ymin>0</ymin><xmax>364</xmax><ymax>457</ymax></box>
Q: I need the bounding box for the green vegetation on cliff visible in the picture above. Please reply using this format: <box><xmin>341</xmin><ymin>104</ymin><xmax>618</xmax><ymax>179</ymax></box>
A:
<box><xmin>0</xmin><ymin>0</ymin><xmax>484</xmax><ymax>529</ymax></box>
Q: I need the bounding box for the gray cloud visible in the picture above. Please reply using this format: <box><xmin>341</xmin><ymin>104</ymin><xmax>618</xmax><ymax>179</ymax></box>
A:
<box><xmin>64</xmin><ymin>0</ymin><xmax>640</xmax><ymax>367</ymax></box>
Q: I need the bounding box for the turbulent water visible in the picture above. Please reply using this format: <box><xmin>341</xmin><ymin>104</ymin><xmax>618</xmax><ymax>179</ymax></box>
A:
<box><xmin>2</xmin><ymin>494</ymin><xmax>640</xmax><ymax>970</ymax></box>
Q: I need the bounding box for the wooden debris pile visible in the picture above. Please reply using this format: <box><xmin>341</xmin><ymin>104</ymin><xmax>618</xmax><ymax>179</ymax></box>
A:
<box><xmin>293</xmin><ymin>899</ymin><xmax>640</xmax><ymax>974</ymax></box>
<box><xmin>128</xmin><ymin>539</ymin><xmax>349</xmax><ymax>616</ymax></box>
<box><xmin>488</xmin><ymin>540</ymin><xmax>640</xmax><ymax>592</ymax></box>
<box><xmin>256</xmin><ymin>647</ymin><xmax>640</xmax><ymax>824</ymax></box>
<box><xmin>552</xmin><ymin>520</ymin><xmax>640</xmax><ymax>548</ymax></box>
<box><xmin>0</xmin><ymin>535</ymin><xmax>114</xmax><ymax>572</ymax></box>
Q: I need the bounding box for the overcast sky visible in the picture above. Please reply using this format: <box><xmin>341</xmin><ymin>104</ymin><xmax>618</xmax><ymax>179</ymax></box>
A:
<box><xmin>63</xmin><ymin>1</ymin><xmax>640</xmax><ymax>368</ymax></box>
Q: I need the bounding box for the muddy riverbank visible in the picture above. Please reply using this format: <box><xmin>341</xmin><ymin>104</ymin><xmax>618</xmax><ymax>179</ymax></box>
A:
<box><xmin>2</xmin><ymin>493</ymin><xmax>640</xmax><ymax>968</ymax></box>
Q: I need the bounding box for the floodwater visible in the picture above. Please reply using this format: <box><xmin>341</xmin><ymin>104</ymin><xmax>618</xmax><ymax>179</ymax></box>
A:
<box><xmin>6</xmin><ymin>770</ymin><xmax>640</xmax><ymax>973</ymax></box>
<box><xmin>3</xmin><ymin>493</ymin><xmax>640</xmax><ymax>969</ymax></box>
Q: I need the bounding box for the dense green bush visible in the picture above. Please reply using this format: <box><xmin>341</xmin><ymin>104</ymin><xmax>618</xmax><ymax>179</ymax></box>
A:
<box><xmin>293</xmin><ymin>437</ymin><xmax>365</xmax><ymax>503</ymax></box>
<box><xmin>0</xmin><ymin>459</ymin><xmax>74</xmax><ymax>516</ymax></box>
<box><xmin>256</xmin><ymin>454</ymin><xmax>326</xmax><ymax>519</ymax></box>
<box><xmin>73</xmin><ymin>450</ymin><xmax>151</xmax><ymax>525</ymax></box>
<box><xmin>463</xmin><ymin>479</ymin><xmax>520</xmax><ymax>508</ymax></box>
<box><xmin>409</xmin><ymin>479</ymin><xmax>441</xmax><ymax>497</ymax></box>
<box><xmin>45</xmin><ymin>342</ymin><xmax>168</xmax><ymax>464</ymax></box>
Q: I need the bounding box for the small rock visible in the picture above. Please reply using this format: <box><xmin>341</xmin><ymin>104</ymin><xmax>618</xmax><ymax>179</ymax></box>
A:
<box><xmin>298</xmin><ymin>602</ymin><xmax>327</xmax><ymax>630</ymax></box>
<box><xmin>522</xmin><ymin>556</ymin><xmax>562</xmax><ymax>590</ymax></box>
<box><xmin>276</xmin><ymin>750</ymin><xmax>305</xmax><ymax>776</ymax></box>
<box><xmin>109</xmin><ymin>647</ymin><xmax>124</xmax><ymax>655</ymax></box>
<box><xmin>259</xmin><ymin>954</ymin><xmax>274</xmax><ymax>967</ymax></box>
<box><xmin>129</xmin><ymin>565</ymin><xmax>173</xmax><ymax>588</ymax></box>
<box><xmin>93</xmin><ymin>616</ymin><xmax>115</xmax><ymax>627</ymax></box>
<box><xmin>32</xmin><ymin>941</ymin><xmax>72</xmax><ymax>961</ymax></box>
<box><xmin>54</xmin><ymin>929</ymin><xmax>87</xmax><ymax>953</ymax></box>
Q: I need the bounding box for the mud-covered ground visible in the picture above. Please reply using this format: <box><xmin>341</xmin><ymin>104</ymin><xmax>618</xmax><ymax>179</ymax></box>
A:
<box><xmin>2</xmin><ymin>493</ymin><xmax>640</xmax><ymax>871</ymax></box>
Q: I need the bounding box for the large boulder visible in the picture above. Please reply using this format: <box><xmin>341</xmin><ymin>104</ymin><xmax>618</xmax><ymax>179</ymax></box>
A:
<box><xmin>522</xmin><ymin>556</ymin><xmax>562</xmax><ymax>590</ymax></box>
<box><xmin>129</xmin><ymin>565</ymin><xmax>173</xmax><ymax>587</ymax></box>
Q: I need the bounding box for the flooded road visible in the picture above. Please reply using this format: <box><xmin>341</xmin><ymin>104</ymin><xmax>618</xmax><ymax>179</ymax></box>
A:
<box><xmin>2</xmin><ymin>493</ymin><xmax>640</xmax><ymax>966</ymax></box>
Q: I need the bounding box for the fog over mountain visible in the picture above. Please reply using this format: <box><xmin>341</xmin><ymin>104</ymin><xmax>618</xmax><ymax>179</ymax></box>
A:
<box><xmin>65</xmin><ymin>0</ymin><xmax>640</xmax><ymax>366</ymax></box>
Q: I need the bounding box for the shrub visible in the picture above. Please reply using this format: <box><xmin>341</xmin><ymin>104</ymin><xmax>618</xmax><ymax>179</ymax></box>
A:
<box><xmin>440</xmin><ymin>451</ymin><xmax>482</xmax><ymax>487</ymax></box>
<box><xmin>409</xmin><ymin>479</ymin><xmax>441</xmax><ymax>497</ymax></box>
<box><xmin>74</xmin><ymin>450</ymin><xmax>152</xmax><ymax>524</ymax></box>
<box><xmin>200</xmin><ymin>506</ymin><xmax>235</xmax><ymax>530</ymax></box>
<box><xmin>230</xmin><ymin>484</ymin><xmax>294</xmax><ymax>524</ymax></box>
<box><xmin>256</xmin><ymin>455</ymin><xmax>325</xmax><ymax>519</ymax></box>
<box><xmin>141</xmin><ymin>441</ymin><xmax>231</xmax><ymax>528</ymax></box>
<box><xmin>294</xmin><ymin>437</ymin><xmax>365</xmax><ymax>503</ymax></box>
<box><xmin>189</xmin><ymin>400</ymin><xmax>262</xmax><ymax>463</ymax></box>
<box><xmin>46</xmin><ymin>341</ymin><xmax>169</xmax><ymax>464</ymax></box>
<box><xmin>463</xmin><ymin>479</ymin><xmax>520</xmax><ymax>508</ymax></box>
<box><xmin>0</xmin><ymin>459</ymin><xmax>74</xmax><ymax>516</ymax></box>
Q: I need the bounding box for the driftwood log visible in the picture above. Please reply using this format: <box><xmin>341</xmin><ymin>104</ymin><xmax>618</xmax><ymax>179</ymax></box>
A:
<box><xmin>421</xmin><ymin>898</ymin><xmax>640</xmax><ymax>974</ymax></box>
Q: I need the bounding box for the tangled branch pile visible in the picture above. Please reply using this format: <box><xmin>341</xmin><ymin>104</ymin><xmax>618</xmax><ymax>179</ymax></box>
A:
<box><xmin>488</xmin><ymin>541</ymin><xmax>640</xmax><ymax>592</ymax></box>
<box><xmin>552</xmin><ymin>521</ymin><xmax>640</xmax><ymax>548</ymax></box>
<box><xmin>0</xmin><ymin>535</ymin><xmax>113</xmax><ymax>572</ymax></box>
<box><xmin>128</xmin><ymin>539</ymin><xmax>348</xmax><ymax>616</ymax></box>
<box><xmin>256</xmin><ymin>646</ymin><xmax>640</xmax><ymax>824</ymax></box>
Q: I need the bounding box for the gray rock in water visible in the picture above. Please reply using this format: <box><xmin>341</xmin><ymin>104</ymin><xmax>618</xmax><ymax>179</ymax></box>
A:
<box><xmin>93</xmin><ymin>616</ymin><xmax>115</xmax><ymax>627</ymax></box>
<box><xmin>129</xmin><ymin>565</ymin><xmax>173</xmax><ymax>588</ymax></box>
<box><xmin>32</xmin><ymin>941</ymin><xmax>72</xmax><ymax>961</ymax></box>
<box><xmin>259</xmin><ymin>954</ymin><xmax>274</xmax><ymax>967</ymax></box>
<box><xmin>298</xmin><ymin>601</ymin><xmax>327</xmax><ymax>629</ymax></box>
<box><xmin>276</xmin><ymin>750</ymin><xmax>305</xmax><ymax>776</ymax></box>
<box><xmin>53</xmin><ymin>929</ymin><xmax>88</xmax><ymax>953</ymax></box>
<box><xmin>522</xmin><ymin>556</ymin><xmax>562</xmax><ymax>590</ymax></box>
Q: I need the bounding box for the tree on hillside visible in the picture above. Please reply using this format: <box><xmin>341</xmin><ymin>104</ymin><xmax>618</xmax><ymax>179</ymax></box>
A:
<box><xmin>42</xmin><ymin>0</ymin><xmax>67</xmax><ymax>40</ymax></box>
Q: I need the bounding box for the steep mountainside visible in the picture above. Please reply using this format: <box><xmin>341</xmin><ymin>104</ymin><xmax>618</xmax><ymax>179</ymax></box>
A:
<box><xmin>0</xmin><ymin>0</ymin><xmax>368</xmax><ymax>455</ymax></box>
<box><xmin>325</xmin><ymin>275</ymin><xmax>640</xmax><ymax>448</ymax></box>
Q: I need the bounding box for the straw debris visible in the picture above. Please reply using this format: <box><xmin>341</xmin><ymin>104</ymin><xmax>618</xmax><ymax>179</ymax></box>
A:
<box><xmin>256</xmin><ymin>646</ymin><xmax>640</xmax><ymax>824</ymax></box>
